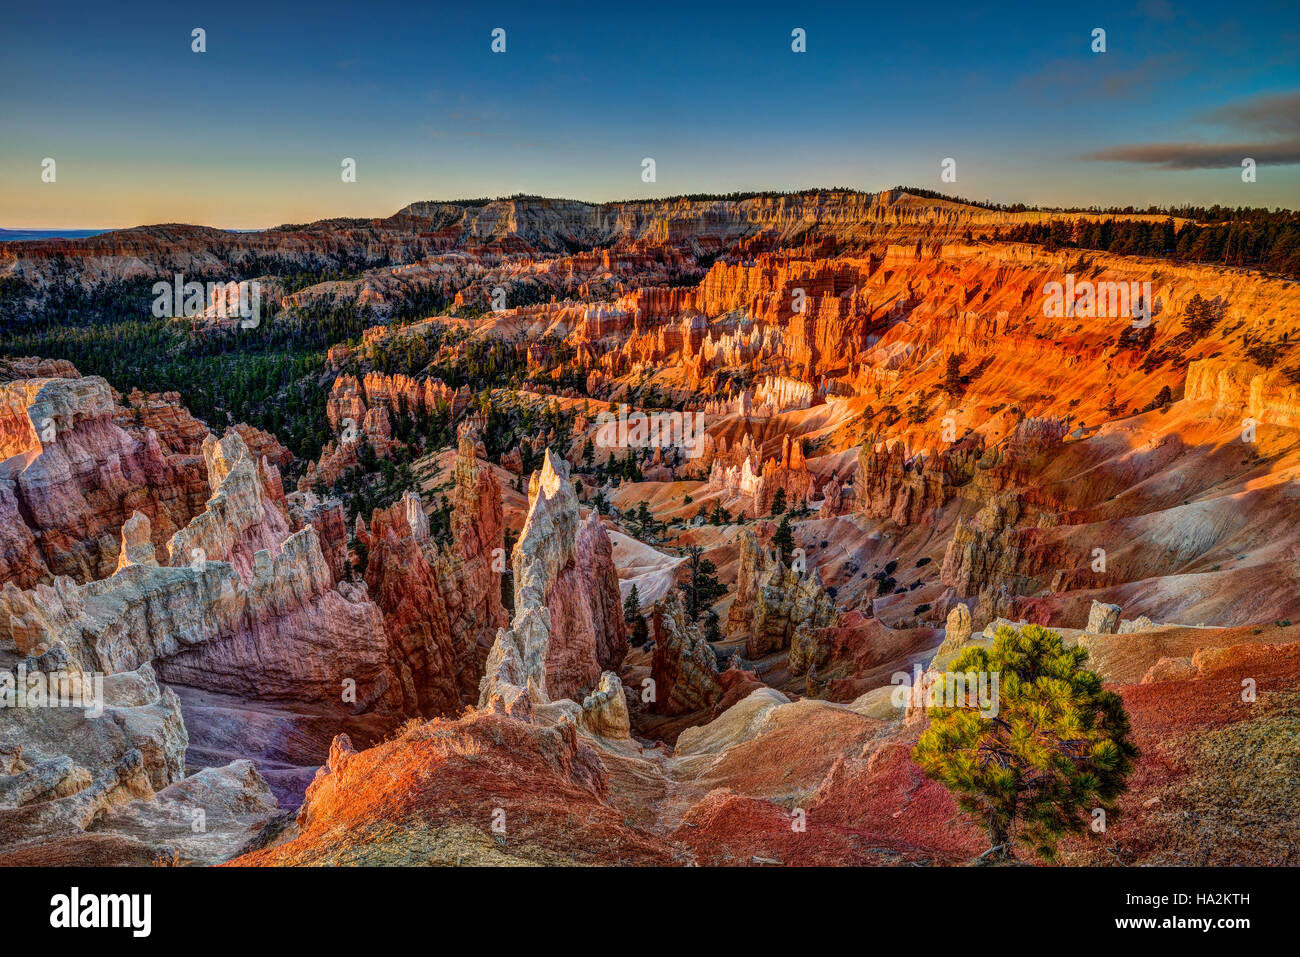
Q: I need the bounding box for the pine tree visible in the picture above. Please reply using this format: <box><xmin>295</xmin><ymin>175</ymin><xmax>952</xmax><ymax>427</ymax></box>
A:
<box><xmin>628</xmin><ymin>500</ymin><xmax>659</xmax><ymax>538</ymax></box>
<box><xmin>622</xmin><ymin>583</ymin><xmax>642</xmax><ymax>625</ymax></box>
<box><xmin>623</xmin><ymin>583</ymin><xmax>650</xmax><ymax>646</ymax></box>
<box><xmin>678</xmin><ymin>545</ymin><xmax>726</xmax><ymax>621</ymax></box>
<box><xmin>912</xmin><ymin>624</ymin><xmax>1138</xmax><ymax>862</ymax></box>
<box><xmin>631</xmin><ymin>612</ymin><xmax>649</xmax><ymax>646</ymax></box>
<box><xmin>500</xmin><ymin>527</ymin><xmax>517</xmax><ymax>613</ymax></box>
<box><xmin>770</xmin><ymin>487</ymin><xmax>787</xmax><ymax>516</ymax></box>
<box><xmin>771</xmin><ymin>514</ymin><xmax>795</xmax><ymax>558</ymax></box>
<box><xmin>944</xmin><ymin>353</ymin><xmax>965</xmax><ymax>395</ymax></box>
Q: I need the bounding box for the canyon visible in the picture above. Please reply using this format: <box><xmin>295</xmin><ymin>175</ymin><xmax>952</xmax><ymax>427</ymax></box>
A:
<box><xmin>2</xmin><ymin>189</ymin><xmax>1298</xmax><ymax>866</ymax></box>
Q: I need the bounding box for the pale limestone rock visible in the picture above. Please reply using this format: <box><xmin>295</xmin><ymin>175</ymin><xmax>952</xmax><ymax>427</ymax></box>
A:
<box><xmin>1087</xmin><ymin>600</ymin><xmax>1122</xmax><ymax>635</ymax></box>
<box><xmin>479</xmin><ymin>451</ymin><xmax>622</xmax><ymax>712</ymax></box>
<box><xmin>579</xmin><ymin>672</ymin><xmax>630</xmax><ymax>739</ymax></box>
<box><xmin>167</xmin><ymin>430</ymin><xmax>292</xmax><ymax>584</ymax></box>
<box><xmin>115</xmin><ymin>510</ymin><xmax>158</xmax><ymax>570</ymax></box>
<box><xmin>1118</xmin><ymin>615</ymin><xmax>1160</xmax><ymax>634</ymax></box>
<box><xmin>90</xmin><ymin>760</ymin><xmax>279</xmax><ymax>865</ymax></box>
<box><xmin>935</xmin><ymin>603</ymin><xmax>973</xmax><ymax>657</ymax></box>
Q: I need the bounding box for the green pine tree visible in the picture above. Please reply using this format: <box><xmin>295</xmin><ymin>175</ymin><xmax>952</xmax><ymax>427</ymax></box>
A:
<box><xmin>912</xmin><ymin>624</ymin><xmax>1138</xmax><ymax>862</ymax></box>
<box><xmin>678</xmin><ymin>545</ymin><xmax>726</xmax><ymax>621</ymax></box>
<box><xmin>631</xmin><ymin>613</ymin><xmax>650</xmax><ymax>646</ymax></box>
<box><xmin>771</xmin><ymin>514</ymin><xmax>795</xmax><ymax>557</ymax></box>
<box><xmin>623</xmin><ymin>584</ymin><xmax>650</xmax><ymax>646</ymax></box>
<box><xmin>770</xmin><ymin>487</ymin><xmax>787</xmax><ymax>516</ymax></box>
<box><xmin>622</xmin><ymin>583</ymin><xmax>642</xmax><ymax>626</ymax></box>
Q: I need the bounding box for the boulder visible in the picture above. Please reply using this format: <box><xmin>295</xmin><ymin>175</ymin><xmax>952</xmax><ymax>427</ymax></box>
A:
<box><xmin>1087</xmin><ymin>600</ymin><xmax>1122</xmax><ymax>635</ymax></box>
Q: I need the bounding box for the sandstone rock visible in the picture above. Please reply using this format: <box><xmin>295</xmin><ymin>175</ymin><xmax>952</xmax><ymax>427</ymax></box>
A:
<box><xmin>1186</xmin><ymin>358</ymin><xmax>1300</xmax><ymax>427</ymax></box>
<box><xmin>167</xmin><ymin>430</ymin><xmax>292</xmax><ymax>584</ymax></box>
<box><xmin>287</xmin><ymin>492</ymin><xmax>351</xmax><ymax>585</ymax></box>
<box><xmin>936</xmin><ymin>603</ymin><xmax>973</xmax><ymax>657</ymax></box>
<box><xmin>710</xmin><ymin>666</ymin><xmax>766</xmax><ymax>717</ymax></box>
<box><xmin>88</xmin><ymin>760</ymin><xmax>280</xmax><ymax>866</ymax></box>
<box><xmin>115</xmin><ymin>388</ymin><xmax>209</xmax><ymax>454</ymax></box>
<box><xmin>362</xmin><ymin>492</ymin><xmax>460</xmax><ymax>717</ymax></box>
<box><xmin>296</xmin><ymin>732</ymin><xmax>358</xmax><ymax>832</ymax></box>
<box><xmin>650</xmin><ymin>591</ymin><xmax>723</xmax><ymax>715</ymax></box>
<box><xmin>789</xmin><ymin>610</ymin><xmax>940</xmax><ymax>705</ymax></box>
<box><xmin>820</xmin><ymin>475</ymin><xmax>845</xmax><ymax>517</ymax></box>
<box><xmin>579</xmin><ymin>672</ymin><xmax>631</xmax><ymax>738</ymax></box>
<box><xmin>1087</xmin><ymin>600</ymin><xmax>1122</xmax><ymax>635</ymax></box>
<box><xmin>1140</xmin><ymin>656</ymin><xmax>1197</xmax><ymax>683</ymax></box>
<box><xmin>2</xmin><ymin>524</ymin><xmax>397</xmax><ymax>710</ymax></box>
<box><xmin>1191</xmin><ymin>641</ymin><xmax>1300</xmax><ymax>677</ymax></box>
<box><xmin>234</xmin><ymin>709</ymin><xmax>677</xmax><ymax>866</ymax></box>
<box><xmin>0</xmin><ymin>652</ymin><xmax>278</xmax><ymax>865</ymax></box>
<box><xmin>0</xmin><ymin>374</ymin><xmax>209</xmax><ymax>586</ymax></box>
<box><xmin>1118</xmin><ymin>615</ymin><xmax>1160</xmax><ymax>634</ymax></box>
<box><xmin>857</xmin><ymin>439</ymin><xmax>977</xmax><ymax>526</ymax></box>
<box><xmin>115</xmin><ymin>510</ymin><xmax>158</xmax><ymax>571</ymax></box>
<box><xmin>940</xmin><ymin>491</ymin><xmax>1032</xmax><ymax>596</ymax></box>
<box><xmin>447</xmin><ymin>436</ymin><xmax>509</xmax><ymax>687</ymax></box>
<box><xmin>354</xmin><ymin>464</ymin><xmax>509</xmax><ymax>715</ymax></box>
<box><xmin>479</xmin><ymin>451</ymin><xmax>623</xmax><ymax>710</ymax></box>
<box><xmin>727</xmin><ymin>529</ymin><xmax>836</xmax><ymax>658</ymax></box>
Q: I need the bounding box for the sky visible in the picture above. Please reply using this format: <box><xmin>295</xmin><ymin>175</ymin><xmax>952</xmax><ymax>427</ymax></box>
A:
<box><xmin>2</xmin><ymin>0</ymin><xmax>1298</xmax><ymax>229</ymax></box>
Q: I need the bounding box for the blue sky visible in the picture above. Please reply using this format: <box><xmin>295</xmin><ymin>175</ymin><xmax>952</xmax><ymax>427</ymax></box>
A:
<box><xmin>2</xmin><ymin>0</ymin><xmax>1297</xmax><ymax>227</ymax></box>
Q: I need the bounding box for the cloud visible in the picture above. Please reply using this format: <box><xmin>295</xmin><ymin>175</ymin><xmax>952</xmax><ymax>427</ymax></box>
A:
<box><xmin>1082</xmin><ymin>140</ymin><xmax>1300</xmax><ymax>169</ymax></box>
<box><xmin>1138</xmin><ymin>0</ymin><xmax>1176</xmax><ymax>22</ymax></box>
<box><xmin>1196</xmin><ymin>91</ymin><xmax>1300</xmax><ymax>136</ymax></box>
<box><xmin>1082</xmin><ymin>90</ymin><xmax>1300</xmax><ymax>168</ymax></box>
<box><xmin>1019</xmin><ymin>53</ymin><xmax>1185</xmax><ymax>102</ymax></box>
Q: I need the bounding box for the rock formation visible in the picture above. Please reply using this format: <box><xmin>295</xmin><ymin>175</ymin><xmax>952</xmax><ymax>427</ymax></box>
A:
<box><xmin>727</xmin><ymin>529</ymin><xmax>837</xmax><ymax>657</ymax></box>
<box><xmin>649</xmin><ymin>591</ymin><xmax>723</xmax><ymax>715</ymax></box>
<box><xmin>934</xmin><ymin>603</ymin><xmax>973</xmax><ymax>657</ymax></box>
<box><xmin>579</xmin><ymin>672</ymin><xmax>631</xmax><ymax>738</ymax></box>
<box><xmin>856</xmin><ymin>439</ymin><xmax>978</xmax><ymax>526</ymax></box>
<box><xmin>167</xmin><ymin>431</ymin><xmax>291</xmax><ymax>583</ymax></box>
<box><xmin>360</xmin><ymin>493</ymin><xmax>461</xmax><ymax>717</ymax></box>
<box><xmin>1087</xmin><ymin>600</ymin><xmax>1122</xmax><ymax>635</ymax></box>
<box><xmin>0</xmin><ymin>584</ymin><xmax>281</xmax><ymax>865</ymax></box>
<box><xmin>0</xmin><ymin>371</ymin><xmax>210</xmax><ymax>587</ymax></box>
<box><xmin>479</xmin><ymin>451</ymin><xmax>625</xmax><ymax>711</ymax></box>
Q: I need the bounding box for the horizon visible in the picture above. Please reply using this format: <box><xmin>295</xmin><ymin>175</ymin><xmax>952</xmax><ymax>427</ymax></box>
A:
<box><xmin>5</xmin><ymin>184</ymin><xmax>1300</xmax><ymax>239</ymax></box>
<box><xmin>2</xmin><ymin>0</ymin><xmax>1298</xmax><ymax>229</ymax></box>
